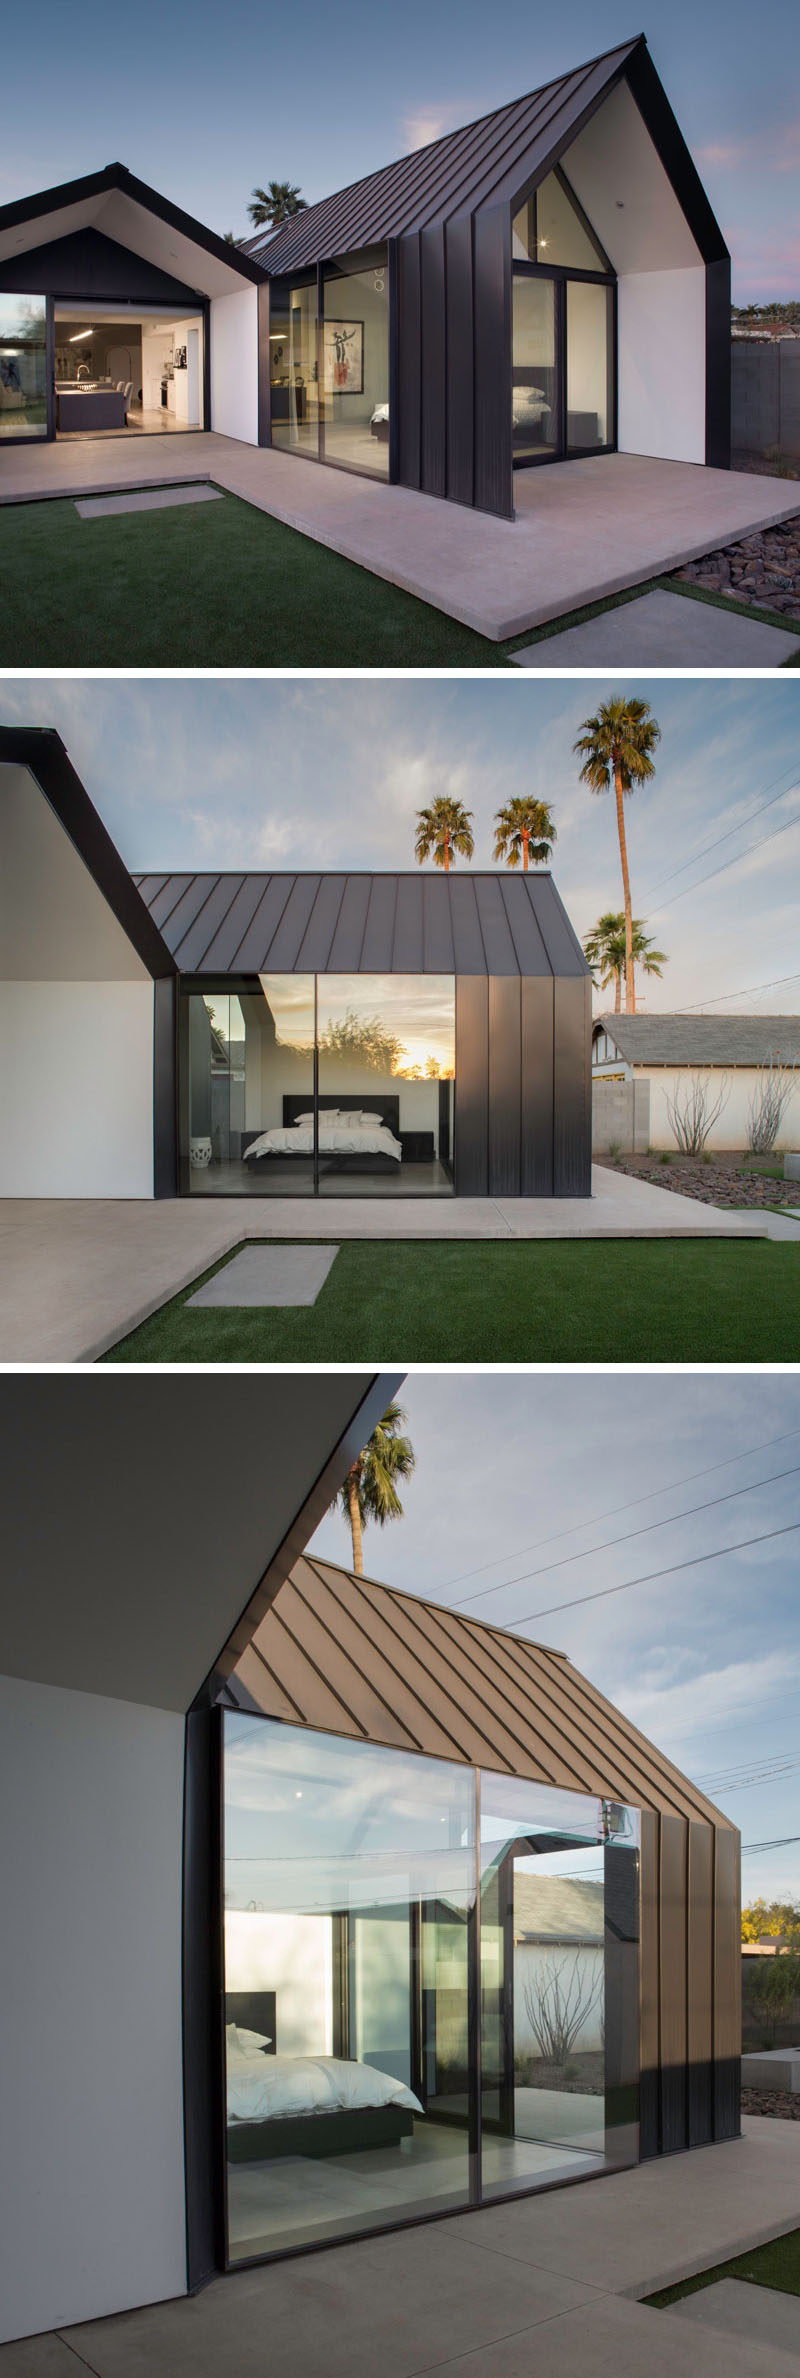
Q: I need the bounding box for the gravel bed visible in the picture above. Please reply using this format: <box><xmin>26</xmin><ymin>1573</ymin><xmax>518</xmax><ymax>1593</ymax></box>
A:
<box><xmin>672</xmin><ymin>514</ymin><xmax>800</xmax><ymax>621</ymax></box>
<box><xmin>742</xmin><ymin>2087</ymin><xmax>800</xmax><ymax>2121</ymax></box>
<box><xmin>596</xmin><ymin>1153</ymin><xmax>800</xmax><ymax>1210</ymax></box>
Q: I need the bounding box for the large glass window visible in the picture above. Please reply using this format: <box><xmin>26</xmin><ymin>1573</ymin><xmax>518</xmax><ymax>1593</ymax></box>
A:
<box><xmin>52</xmin><ymin>304</ymin><xmax>204</xmax><ymax>435</ymax></box>
<box><xmin>223</xmin><ymin>1716</ymin><xmax>475</xmax><ymax>2262</ymax></box>
<box><xmin>316</xmin><ymin>974</ymin><xmax>455</xmax><ymax>1195</ymax></box>
<box><xmin>479</xmin><ymin>1773</ymin><xmax>639</xmax><ymax>2196</ymax></box>
<box><xmin>184</xmin><ymin>979</ymin><xmax>314</xmax><ymax>1194</ymax></box>
<box><xmin>269</xmin><ymin>279</ymin><xmax>320</xmax><ymax>457</ymax></box>
<box><xmin>321</xmin><ymin>249</ymin><xmax>389</xmax><ymax>478</ymax></box>
<box><xmin>512</xmin><ymin>171</ymin><xmax>610</xmax><ymax>271</ymax></box>
<box><xmin>567</xmin><ymin>280</ymin><xmax>613</xmax><ymax>451</ymax></box>
<box><xmin>512</xmin><ymin>278</ymin><xmax>559</xmax><ymax>460</ymax></box>
<box><xmin>0</xmin><ymin>294</ymin><xmax>46</xmax><ymax>440</ymax></box>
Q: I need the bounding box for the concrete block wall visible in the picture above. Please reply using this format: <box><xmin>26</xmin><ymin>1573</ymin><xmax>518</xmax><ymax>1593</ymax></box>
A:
<box><xmin>592</xmin><ymin>1076</ymin><xmax>650</xmax><ymax>1154</ymax></box>
<box><xmin>732</xmin><ymin>341</ymin><xmax>800</xmax><ymax>459</ymax></box>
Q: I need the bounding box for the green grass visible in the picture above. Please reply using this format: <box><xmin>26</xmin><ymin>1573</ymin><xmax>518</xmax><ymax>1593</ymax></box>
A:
<box><xmin>0</xmin><ymin>489</ymin><xmax>511</xmax><ymax>667</ymax></box>
<box><xmin>101</xmin><ymin>1236</ymin><xmax>800</xmax><ymax>1364</ymax></box>
<box><xmin>648</xmin><ymin>2225</ymin><xmax>800</xmax><ymax>2308</ymax></box>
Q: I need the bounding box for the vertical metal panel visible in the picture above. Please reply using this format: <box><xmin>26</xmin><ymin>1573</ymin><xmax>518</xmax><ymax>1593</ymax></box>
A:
<box><xmin>474</xmin><ymin>878</ymin><xmax>518</xmax><ymax>974</ymax></box>
<box><xmin>449</xmin><ymin>877</ymin><xmax>488</xmax><ymax>974</ymax></box>
<box><xmin>687</xmin><ymin>1821</ymin><xmax>713</xmax><ymax>2147</ymax></box>
<box><xmin>392</xmin><ymin>877</ymin><xmax>425</xmax><ymax>971</ymax></box>
<box><xmin>706</xmin><ymin>256</ymin><xmax>731</xmax><ymax>469</ymax></box>
<box><xmin>713</xmin><ymin>1827</ymin><xmax>741</xmax><ymax>2141</ymax></box>
<box><xmin>553</xmin><ymin>976</ymin><xmax>591</xmax><ymax>1195</ymax></box>
<box><xmin>396</xmin><ymin>232</ymin><xmax>422</xmax><ymax>490</ymax></box>
<box><xmin>604</xmin><ymin>1845</ymin><xmax>640</xmax><ymax>2168</ymax></box>
<box><xmin>455</xmin><ymin>974</ymin><xmax>488</xmax><ymax>1194</ymax></box>
<box><xmin>361</xmin><ymin>876</ymin><xmax>399</xmax><ymax>971</ymax></box>
<box><xmin>327</xmin><ymin>875</ymin><xmax>372</xmax><ymax>970</ymax></box>
<box><xmin>659</xmin><ymin>1813</ymin><xmax>688</xmax><ymax>2154</ymax></box>
<box><xmin>182</xmin><ymin>1707</ymin><xmax>225</xmax><ymax>2292</ymax></box>
<box><xmin>638</xmin><ymin>1810</ymin><xmax>660</xmax><ymax>2161</ymax></box>
<box><xmin>422</xmin><ymin>875</ymin><xmax>456</xmax><ymax>972</ymax></box>
<box><xmin>488</xmin><ymin>976</ymin><xmax>521</xmax><ymax>1196</ymax></box>
<box><xmin>445</xmin><ymin>212</ymin><xmax>474</xmax><ymax>506</ymax></box>
<box><xmin>521</xmin><ymin>976</ymin><xmax>554</xmax><ymax>1195</ymax></box>
<box><xmin>257</xmin><ymin>281</ymin><xmax>271</xmax><ymax>447</ymax></box>
<box><xmin>420</xmin><ymin>222</ymin><xmax>447</xmax><ymax>497</ymax></box>
<box><xmin>387</xmin><ymin>239</ymin><xmax>400</xmax><ymax>486</ymax></box>
<box><xmin>473</xmin><ymin>203</ymin><xmax>513</xmax><ymax>519</ymax></box>
<box><xmin>153</xmin><ymin>975</ymin><xmax>178</xmax><ymax>1200</ymax></box>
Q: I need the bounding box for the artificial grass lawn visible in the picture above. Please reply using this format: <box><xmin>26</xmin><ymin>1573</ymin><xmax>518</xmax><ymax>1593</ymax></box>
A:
<box><xmin>0</xmin><ymin>490</ymin><xmax>511</xmax><ymax>667</ymax></box>
<box><xmin>102</xmin><ymin>1236</ymin><xmax>800</xmax><ymax>1364</ymax></box>
<box><xmin>648</xmin><ymin>2224</ymin><xmax>800</xmax><ymax>2307</ymax></box>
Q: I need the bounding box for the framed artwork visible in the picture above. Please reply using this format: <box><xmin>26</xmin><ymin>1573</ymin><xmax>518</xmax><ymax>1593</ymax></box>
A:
<box><xmin>323</xmin><ymin>319</ymin><xmax>364</xmax><ymax>394</ymax></box>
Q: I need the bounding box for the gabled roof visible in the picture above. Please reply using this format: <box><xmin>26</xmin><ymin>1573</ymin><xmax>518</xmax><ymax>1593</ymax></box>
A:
<box><xmin>0</xmin><ymin>162</ymin><xmax>267</xmax><ymax>295</ymax></box>
<box><xmin>0</xmin><ymin>727</ymin><xmax>175</xmax><ymax>980</ymax></box>
<box><xmin>226</xmin><ymin>1552</ymin><xmax>732</xmax><ymax>1830</ymax></box>
<box><xmin>251</xmin><ymin>32</ymin><xmax>727</xmax><ymax>278</ymax></box>
<box><xmin>595</xmin><ymin>1013</ymin><xmax>800</xmax><ymax>1066</ymax></box>
<box><xmin>132</xmin><ymin>869</ymin><xmax>588</xmax><ymax>978</ymax></box>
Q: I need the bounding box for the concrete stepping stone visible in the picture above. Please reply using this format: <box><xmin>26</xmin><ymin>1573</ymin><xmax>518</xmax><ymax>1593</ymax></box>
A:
<box><xmin>185</xmin><ymin>1244</ymin><xmax>339</xmax><ymax>1308</ymax></box>
<box><xmin>667</xmin><ymin>2276</ymin><xmax>800</xmax><ymax>2354</ymax></box>
<box><xmin>512</xmin><ymin>587</ymin><xmax>800</xmax><ymax>668</ymax></box>
<box><xmin>76</xmin><ymin>483</ymin><xmax>223</xmax><ymax>518</ymax></box>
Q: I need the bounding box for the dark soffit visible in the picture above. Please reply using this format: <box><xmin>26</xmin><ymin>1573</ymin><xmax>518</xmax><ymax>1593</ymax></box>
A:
<box><xmin>132</xmin><ymin>869</ymin><xmax>590</xmax><ymax>980</ymax></box>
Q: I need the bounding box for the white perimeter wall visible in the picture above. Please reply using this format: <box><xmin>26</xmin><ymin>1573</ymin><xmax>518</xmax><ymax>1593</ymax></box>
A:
<box><xmin>0</xmin><ymin>1674</ymin><xmax>186</xmax><ymax>2343</ymax></box>
<box><xmin>514</xmin><ymin>1943</ymin><xmax>605</xmax><ymax>2054</ymax></box>
<box><xmin>210</xmin><ymin>286</ymin><xmax>259</xmax><ymax>444</ymax></box>
<box><xmin>618</xmin><ymin>267</ymin><xmax>707</xmax><ymax>464</ymax></box>
<box><xmin>0</xmin><ymin>980</ymin><xmax>154</xmax><ymax>1196</ymax></box>
<box><xmin>644</xmin><ymin>1067</ymin><xmax>800</xmax><ymax>1151</ymax></box>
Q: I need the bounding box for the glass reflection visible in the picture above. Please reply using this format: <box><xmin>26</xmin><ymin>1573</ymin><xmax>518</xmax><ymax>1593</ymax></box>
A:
<box><xmin>223</xmin><ymin>1716</ymin><xmax>475</xmax><ymax>2260</ymax></box>
<box><xmin>567</xmin><ymin>280</ymin><xmax>612</xmax><ymax>450</ymax></box>
<box><xmin>512</xmin><ymin>173</ymin><xmax>609</xmax><ymax>271</ymax></box>
<box><xmin>269</xmin><ymin>280</ymin><xmax>320</xmax><ymax>456</ymax></box>
<box><xmin>321</xmin><ymin>250</ymin><xmax>389</xmax><ymax>478</ymax></box>
<box><xmin>316</xmin><ymin>974</ymin><xmax>455</xmax><ymax>1195</ymax></box>
<box><xmin>185</xmin><ymin>980</ymin><xmax>314</xmax><ymax>1194</ymax></box>
<box><xmin>0</xmin><ymin>295</ymin><xmax>47</xmax><ymax>440</ymax></box>
<box><xmin>512</xmin><ymin>278</ymin><xmax>558</xmax><ymax>460</ymax></box>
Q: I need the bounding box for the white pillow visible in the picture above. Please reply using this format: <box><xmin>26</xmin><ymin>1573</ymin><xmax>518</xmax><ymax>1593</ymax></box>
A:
<box><xmin>358</xmin><ymin>1111</ymin><xmax>384</xmax><ymax>1125</ymax></box>
<box><xmin>294</xmin><ymin>1111</ymin><xmax>314</xmax><ymax>1125</ymax></box>
<box><xmin>226</xmin><ymin>2022</ymin><xmax>272</xmax><ymax>2057</ymax></box>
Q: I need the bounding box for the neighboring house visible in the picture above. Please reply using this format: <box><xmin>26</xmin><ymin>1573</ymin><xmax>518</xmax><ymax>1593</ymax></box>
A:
<box><xmin>592</xmin><ymin>1014</ymin><xmax>800</xmax><ymax>1151</ymax></box>
<box><xmin>0</xmin><ymin>1373</ymin><xmax>742</xmax><ymax>2338</ymax></box>
<box><xmin>0</xmin><ymin>726</ymin><xmax>592</xmax><ymax>1202</ymax></box>
<box><xmin>0</xmin><ymin>34</ymin><xmax>731</xmax><ymax>515</ymax></box>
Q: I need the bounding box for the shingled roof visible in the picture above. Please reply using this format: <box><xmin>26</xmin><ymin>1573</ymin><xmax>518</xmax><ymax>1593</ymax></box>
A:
<box><xmin>595</xmin><ymin>1014</ymin><xmax>800</xmax><ymax>1066</ymax></box>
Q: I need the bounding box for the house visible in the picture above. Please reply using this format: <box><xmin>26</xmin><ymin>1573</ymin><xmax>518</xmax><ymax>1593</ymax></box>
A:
<box><xmin>0</xmin><ymin>725</ymin><xmax>591</xmax><ymax>1202</ymax></box>
<box><xmin>0</xmin><ymin>34</ymin><xmax>731</xmax><ymax>516</ymax></box>
<box><xmin>592</xmin><ymin>1014</ymin><xmax>800</xmax><ymax>1152</ymax></box>
<box><xmin>0</xmin><ymin>1369</ymin><xmax>741</xmax><ymax>2338</ymax></box>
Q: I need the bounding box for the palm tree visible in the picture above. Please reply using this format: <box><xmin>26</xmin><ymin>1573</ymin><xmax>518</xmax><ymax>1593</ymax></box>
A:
<box><xmin>331</xmin><ymin>1403</ymin><xmax>415</xmax><ymax>1577</ymax></box>
<box><xmin>573</xmin><ymin>698</ymin><xmax>661</xmax><ymax>1013</ymax></box>
<box><xmin>414</xmin><ymin>797</ymin><xmax>474</xmax><ymax>872</ymax></box>
<box><xmin>247</xmin><ymin>181</ymin><xmax>307</xmax><ymax>230</ymax></box>
<box><xmin>583</xmin><ymin>912</ymin><xmax>667</xmax><ymax>1013</ymax></box>
<box><xmin>493</xmin><ymin>795</ymin><xmax>556</xmax><ymax>872</ymax></box>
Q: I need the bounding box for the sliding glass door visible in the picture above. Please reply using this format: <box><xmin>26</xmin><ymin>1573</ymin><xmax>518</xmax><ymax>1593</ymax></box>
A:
<box><xmin>0</xmin><ymin>294</ymin><xmax>47</xmax><ymax>440</ymax></box>
<box><xmin>511</xmin><ymin>166</ymin><xmax>615</xmax><ymax>466</ymax></box>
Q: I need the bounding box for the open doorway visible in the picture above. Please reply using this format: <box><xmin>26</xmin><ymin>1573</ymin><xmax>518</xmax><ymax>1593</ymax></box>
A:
<box><xmin>53</xmin><ymin>302</ymin><xmax>204</xmax><ymax>435</ymax></box>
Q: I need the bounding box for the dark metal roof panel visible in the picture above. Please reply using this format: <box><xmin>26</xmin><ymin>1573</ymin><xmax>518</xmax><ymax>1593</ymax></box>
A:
<box><xmin>135</xmin><ymin>872</ymin><xmax>169</xmax><ymax>907</ymax></box>
<box><xmin>145</xmin><ymin>873</ymin><xmax>196</xmax><ymax>931</ymax></box>
<box><xmin>136</xmin><ymin>873</ymin><xmax>588</xmax><ymax>978</ymax></box>
<box><xmin>256</xmin><ymin>39</ymin><xmax>641</xmax><ymax>272</ymax></box>
<box><xmin>232</xmin><ymin>1554</ymin><xmax>733</xmax><ymax>1831</ymax></box>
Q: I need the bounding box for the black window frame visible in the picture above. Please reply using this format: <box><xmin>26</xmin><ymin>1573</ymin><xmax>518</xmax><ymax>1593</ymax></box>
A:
<box><xmin>267</xmin><ymin>244</ymin><xmax>396</xmax><ymax>485</ymax></box>
<box><xmin>511</xmin><ymin>165</ymin><xmax>617</xmax><ymax>470</ymax></box>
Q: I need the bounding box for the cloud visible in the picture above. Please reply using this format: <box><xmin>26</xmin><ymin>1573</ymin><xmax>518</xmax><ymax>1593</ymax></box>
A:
<box><xmin>402</xmin><ymin>104</ymin><xmax>459</xmax><ymax>150</ymax></box>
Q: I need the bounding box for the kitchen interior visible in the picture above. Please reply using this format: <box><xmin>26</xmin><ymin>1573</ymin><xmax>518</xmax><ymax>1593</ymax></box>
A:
<box><xmin>53</xmin><ymin>303</ymin><xmax>204</xmax><ymax>434</ymax></box>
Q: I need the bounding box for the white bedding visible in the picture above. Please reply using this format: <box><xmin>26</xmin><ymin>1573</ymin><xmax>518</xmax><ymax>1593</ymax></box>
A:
<box><xmin>226</xmin><ymin>2047</ymin><xmax>422</xmax><ymax>2125</ymax></box>
<box><xmin>244</xmin><ymin>1122</ymin><xmax>401</xmax><ymax>1162</ymax></box>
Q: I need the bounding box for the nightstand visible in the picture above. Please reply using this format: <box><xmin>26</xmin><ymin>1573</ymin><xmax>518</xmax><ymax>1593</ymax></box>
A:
<box><xmin>400</xmin><ymin>1131</ymin><xmax>435</xmax><ymax>1163</ymax></box>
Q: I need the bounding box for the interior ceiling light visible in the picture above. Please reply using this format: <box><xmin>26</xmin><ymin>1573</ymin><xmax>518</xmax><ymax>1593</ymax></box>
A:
<box><xmin>69</xmin><ymin>327</ymin><xmax>94</xmax><ymax>342</ymax></box>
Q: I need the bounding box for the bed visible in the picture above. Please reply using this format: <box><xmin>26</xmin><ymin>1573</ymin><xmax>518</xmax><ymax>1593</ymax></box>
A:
<box><xmin>225</xmin><ymin>1991</ymin><xmax>420</xmax><ymax>2163</ymax></box>
<box><xmin>243</xmin><ymin>1094</ymin><xmax>402</xmax><ymax>1175</ymax></box>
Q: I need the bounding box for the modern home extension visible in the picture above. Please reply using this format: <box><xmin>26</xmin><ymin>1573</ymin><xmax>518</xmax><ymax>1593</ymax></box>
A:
<box><xmin>0</xmin><ymin>34</ymin><xmax>731</xmax><ymax>514</ymax></box>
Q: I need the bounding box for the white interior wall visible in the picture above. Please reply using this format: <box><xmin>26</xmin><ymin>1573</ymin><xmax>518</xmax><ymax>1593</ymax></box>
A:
<box><xmin>618</xmin><ymin>267</ymin><xmax>706</xmax><ymax>463</ymax></box>
<box><xmin>0</xmin><ymin>1674</ymin><xmax>186</xmax><ymax>2344</ymax></box>
<box><xmin>225</xmin><ymin>1910</ymin><xmax>333</xmax><ymax>2055</ymax></box>
<box><xmin>0</xmin><ymin>979</ymin><xmax>154</xmax><ymax>1196</ymax></box>
<box><xmin>210</xmin><ymin>286</ymin><xmax>258</xmax><ymax>444</ymax></box>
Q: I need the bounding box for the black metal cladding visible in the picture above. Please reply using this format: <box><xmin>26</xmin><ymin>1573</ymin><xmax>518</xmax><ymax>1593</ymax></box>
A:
<box><xmin>133</xmin><ymin>868</ymin><xmax>588</xmax><ymax>980</ymax></box>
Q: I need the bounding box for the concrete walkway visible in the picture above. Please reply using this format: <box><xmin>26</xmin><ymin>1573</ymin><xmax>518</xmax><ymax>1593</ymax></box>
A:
<box><xmin>2</xmin><ymin>433</ymin><xmax>799</xmax><ymax>640</ymax></box>
<box><xmin>0</xmin><ymin>1170</ymin><xmax>787</xmax><ymax>1364</ymax></box>
<box><xmin>513</xmin><ymin>586</ymin><xmax>800</xmax><ymax>668</ymax></box>
<box><xmin>3</xmin><ymin>2120</ymin><xmax>799</xmax><ymax>2376</ymax></box>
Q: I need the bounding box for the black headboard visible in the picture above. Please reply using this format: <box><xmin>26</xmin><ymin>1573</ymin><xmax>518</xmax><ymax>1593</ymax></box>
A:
<box><xmin>225</xmin><ymin>1990</ymin><xmax>276</xmax><ymax>2051</ymax></box>
<box><xmin>283</xmin><ymin>1093</ymin><xmax>400</xmax><ymax>1131</ymax></box>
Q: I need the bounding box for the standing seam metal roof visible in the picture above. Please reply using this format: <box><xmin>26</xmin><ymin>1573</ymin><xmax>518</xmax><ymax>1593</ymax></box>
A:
<box><xmin>251</xmin><ymin>38</ymin><xmax>641</xmax><ymax>274</ymax></box>
<box><xmin>228</xmin><ymin>1554</ymin><xmax>733</xmax><ymax>1831</ymax></box>
<box><xmin>132</xmin><ymin>870</ymin><xmax>588</xmax><ymax>978</ymax></box>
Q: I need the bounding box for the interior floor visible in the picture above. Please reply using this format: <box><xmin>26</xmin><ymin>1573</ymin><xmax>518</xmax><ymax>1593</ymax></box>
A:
<box><xmin>188</xmin><ymin>1160</ymin><xmax>453</xmax><ymax>1197</ymax></box>
<box><xmin>227</xmin><ymin>2118</ymin><xmax>605</xmax><ymax>2260</ymax></box>
<box><xmin>56</xmin><ymin>408</ymin><xmax>199</xmax><ymax>440</ymax></box>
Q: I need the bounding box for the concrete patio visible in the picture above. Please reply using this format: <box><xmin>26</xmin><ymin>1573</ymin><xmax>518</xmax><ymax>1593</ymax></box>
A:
<box><xmin>0</xmin><ymin>1169</ymin><xmax>793</xmax><ymax>1364</ymax></box>
<box><xmin>3</xmin><ymin>2119</ymin><xmax>799</xmax><ymax>2377</ymax></box>
<box><xmin>1</xmin><ymin>432</ymin><xmax>799</xmax><ymax>641</ymax></box>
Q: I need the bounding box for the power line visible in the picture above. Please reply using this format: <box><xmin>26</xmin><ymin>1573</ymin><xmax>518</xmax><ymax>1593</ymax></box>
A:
<box><xmin>672</xmin><ymin>971</ymin><xmax>800</xmax><ymax>1013</ymax></box>
<box><xmin>511</xmin><ymin>1519</ymin><xmax>800</xmax><ymax>1628</ymax></box>
<box><xmin>438</xmin><ymin>1428</ymin><xmax>800</xmax><ymax>1597</ymax></box>
<box><xmin>742</xmin><ymin>1836</ymin><xmax>800</xmax><ymax>1855</ymax></box>
<box><xmin>642</xmin><ymin>766</ymin><xmax>800</xmax><ymax>901</ymax></box>
<box><xmin>451</xmin><ymin>1462</ymin><xmax>800</xmax><ymax>1612</ymax></box>
<box><xmin>650</xmin><ymin>805</ymin><xmax>800</xmax><ymax>919</ymax></box>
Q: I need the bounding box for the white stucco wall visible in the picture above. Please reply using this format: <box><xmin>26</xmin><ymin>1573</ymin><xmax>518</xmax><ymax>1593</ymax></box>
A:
<box><xmin>514</xmin><ymin>1942</ymin><xmax>605</xmax><ymax>2054</ymax></box>
<box><xmin>644</xmin><ymin>1067</ymin><xmax>800</xmax><ymax>1152</ymax></box>
<box><xmin>618</xmin><ymin>267</ymin><xmax>707</xmax><ymax>464</ymax></box>
<box><xmin>210</xmin><ymin>286</ymin><xmax>259</xmax><ymax>444</ymax></box>
<box><xmin>0</xmin><ymin>1674</ymin><xmax>186</xmax><ymax>2344</ymax></box>
<box><xmin>0</xmin><ymin>979</ymin><xmax>154</xmax><ymax>1196</ymax></box>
